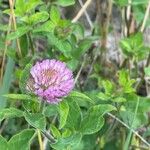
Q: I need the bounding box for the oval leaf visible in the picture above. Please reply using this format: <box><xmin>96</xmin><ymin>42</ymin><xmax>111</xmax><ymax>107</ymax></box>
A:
<box><xmin>24</xmin><ymin>113</ymin><xmax>46</xmax><ymax>131</ymax></box>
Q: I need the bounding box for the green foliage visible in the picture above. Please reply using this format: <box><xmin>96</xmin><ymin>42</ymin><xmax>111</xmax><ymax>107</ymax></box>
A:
<box><xmin>144</xmin><ymin>67</ymin><xmax>150</xmax><ymax>76</ymax></box>
<box><xmin>54</xmin><ymin>0</ymin><xmax>75</xmax><ymax>6</ymax></box>
<box><xmin>0</xmin><ymin>135</ymin><xmax>8</xmax><ymax>150</ymax></box>
<box><xmin>120</xmin><ymin>32</ymin><xmax>150</xmax><ymax>60</ymax></box>
<box><xmin>50</xmin><ymin>124</ymin><xmax>61</xmax><ymax>138</ymax></box>
<box><xmin>97</xmin><ymin>70</ymin><xmax>135</xmax><ymax>103</ymax></box>
<box><xmin>114</xmin><ymin>0</ymin><xmax>148</xmax><ymax>7</ymax></box>
<box><xmin>80</xmin><ymin>104</ymin><xmax>116</xmax><ymax>135</ymax></box>
<box><xmin>1</xmin><ymin>0</ymin><xmax>150</xmax><ymax>149</ymax></box>
<box><xmin>0</xmin><ymin>129</ymin><xmax>35</xmax><ymax>150</ymax></box>
<box><xmin>22</xmin><ymin>11</ymin><xmax>49</xmax><ymax>25</ymax></box>
<box><xmin>43</xmin><ymin>105</ymin><xmax>58</xmax><ymax>117</ymax></box>
<box><xmin>0</xmin><ymin>108</ymin><xmax>23</xmax><ymax>122</ymax></box>
<box><xmin>50</xmin><ymin>6</ymin><xmax>60</xmax><ymax>24</ymax></box>
<box><xmin>33</xmin><ymin>20</ymin><xmax>55</xmax><ymax>33</ymax></box>
<box><xmin>8</xmin><ymin>129</ymin><xmax>35</xmax><ymax>150</ymax></box>
<box><xmin>51</xmin><ymin>133</ymin><xmax>82</xmax><ymax>150</ymax></box>
<box><xmin>69</xmin><ymin>91</ymin><xmax>94</xmax><ymax>104</ymax></box>
<box><xmin>24</xmin><ymin>113</ymin><xmax>46</xmax><ymax>131</ymax></box>
<box><xmin>65</xmin><ymin>98</ymin><xmax>82</xmax><ymax>130</ymax></box>
<box><xmin>114</xmin><ymin>0</ymin><xmax>128</xmax><ymax>7</ymax></box>
<box><xmin>118</xmin><ymin>70</ymin><xmax>135</xmax><ymax>93</ymax></box>
<box><xmin>7</xmin><ymin>26</ymin><xmax>31</xmax><ymax>40</ymax></box>
<box><xmin>120</xmin><ymin>95</ymin><xmax>150</xmax><ymax>128</ymax></box>
<box><xmin>3</xmin><ymin>94</ymin><xmax>38</xmax><ymax>103</ymax></box>
<box><xmin>19</xmin><ymin>63</ymin><xmax>32</xmax><ymax>93</ymax></box>
<box><xmin>58</xmin><ymin>100</ymin><xmax>69</xmax><ymax>129</ymax></box>
<box><xmin>15</xmin><ymin>0</ymin><xmax>43</xmax><ymax>16</ymax></box>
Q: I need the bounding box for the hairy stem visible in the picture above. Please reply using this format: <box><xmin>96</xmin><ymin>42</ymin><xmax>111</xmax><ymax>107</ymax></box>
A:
<box><xmin>37</xmin><ymin>129</ymin><xmax>44</xmax><ymax>150</ymax></box>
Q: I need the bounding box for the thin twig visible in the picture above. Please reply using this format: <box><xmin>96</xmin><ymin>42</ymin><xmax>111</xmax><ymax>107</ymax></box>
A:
<box><xmin>0</xmin><ymin>16</ymin><xmax>12</xmax><ymax>85</ymax></box>
<box><xmin>78</xmin><ymin>0</ymin><xmax>93</xmax><ymax>28</ymax></box>
<box><xmin>83</xmin><ymin>49</ymin><xmax>99</xmax><ymax>87</ymax></box>
<box><xmin>126</xmin><ymin>0</ymin><xmax>132</xmax><ymax>21</ymax></box>
<box><xmin>142</xmin><ymin>0</ymin><xmax>150</xmax><ymax>67</ymax></box>
<box><xmin>141</xmin><ymin>0</ymin><xmax>150</xmax><ymax>32</ymax></box>
<box><xmin>72</xmin><ymin>0</ymin><xmax>92</xmax><ymax>23</ymax></box>
<box><xmin>131</xmin><ymin>145</ymin><xmax>150</xmax><ymax>150</ymax></box>
<box><xmin>74</xmin><ymin>54</ymin><xmax>86</xmax><ymax>84</ymax></box>
<box><xmin>9</xmin><ymin>0</ymin><xmax>22</xmax><ymax>58</ymax></box>
<box><xmin>107</xmin><ymin>112</ymin><xmax>150</xmax><ymax>148</ymax></box>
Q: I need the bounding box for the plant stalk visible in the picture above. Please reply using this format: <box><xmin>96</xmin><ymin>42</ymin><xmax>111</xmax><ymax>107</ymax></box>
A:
<box><xmin>123</xmin><ymin>96</ymin><xmax>140</xmax><ymax>150</ymax></box>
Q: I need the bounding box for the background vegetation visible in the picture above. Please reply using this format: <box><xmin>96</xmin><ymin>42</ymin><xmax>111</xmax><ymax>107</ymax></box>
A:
<box><xmin>1</xmin><ymin>0</ymin><xmax>150</xmax><ymax>149</ymax></box>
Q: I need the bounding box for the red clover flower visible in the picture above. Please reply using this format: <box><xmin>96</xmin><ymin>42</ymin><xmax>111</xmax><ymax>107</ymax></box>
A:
<box><xmin>27</xmin><ymin>59</ymin><xmax>74</xmax><ymax>104</ymax></box>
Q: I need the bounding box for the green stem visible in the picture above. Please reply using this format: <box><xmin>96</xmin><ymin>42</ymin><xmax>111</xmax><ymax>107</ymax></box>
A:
<box><xmin>123</xmin><ymin>96</ymin><xmax>140</xmax><ymax>150</ymax></box>
<box><xmin>37</xmin><ymin>129</ymin><xmax>44</xmax><ymax>150</ymax></box>
<box><xmin>28</xmin><ymin>32</ymin><xmax>35</xmax><ymax>55</ymax></box>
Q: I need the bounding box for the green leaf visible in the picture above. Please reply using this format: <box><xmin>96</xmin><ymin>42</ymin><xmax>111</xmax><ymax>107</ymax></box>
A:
<box><xmin>132</xmin><ymin>0</ymin><xmax>148</xmax><ymax>5</ymax></box>
<box><xmin>144</xmin><ymin>67</ymin><xmax>150</xmax><ymax>76</ymax></box>
<box><xmin>51</xmin><ymin>133</ymin><xmax>82</xmax><ymax>150</ymax></box>
<box><xmin>119</xmin><ymin>70</ymin><xmax>128</xmax><ymax>86</ymax></box>
<box><xmin>102</xmin><ymin>80</ymin><xmax>114</xmax><ymax>95</ymax></box>
<box><xmin>47</xmin><ymin>34</ymin><xmax>72</xmax><ymax>57</ymax></box>
<box><xmin>69</xmin><ymin>91</ymin><xmax>94</xmax><ymax>104</ymax></box>
<box><xmin>43</xmin><ymin>105</ymin><xmax>58</xmax><ymax>117</ymax></box>
<box><xmin>7</xmin><ymin>26</ymin><xmax>30</xmax><ymax>40</ymax></box>
<box><xmin>72</xmin><ymin>23</ymin><xmax>84</xmax><ymax>40</ymax></box>
<box><xmin>81</xmin><ymin>117</ymin><xmax>104</xmax><ymax>135</ymax></box>
<box><xmin>59</xmin><ymin>40</ymin><xmax>72</xmax><ymax>57</ymax></box>
<box><xmin>67</xmin><ymin>59</ymin><xmax>79</xmax><ymax>71</ymax></box>
<box><xmin>112</xmin><ymin>97</ymin><xmax>126</xmax><ymax>102</ymax></box>
<box><xmin>5</xmin><ymin>48</ymin><xmax>16</xmax><ymax>60</ymax></box>
<box><xmin>19</xmin><ymin>63</ymin><xmax>32</xmax><ymax>93</ymax></box>
<box><xmin>0</xmin><ymin>135</ymin><xmax>8</xmax><ymax>150</ymax></box>
<box><xmin>15</xmin><ymin>0</ymin><xmax>26</xmax><ymax>16</ymax></box>
<box><xmin>65</xmin><ymin>99</ymin><xmax>81</xmax><ymax>130</ymax></box>
<box><xmin>25</xmin><ymin>0</ymin><xmax>43</xmax><ymax>13</ymax></box>
<box><xmin>76</xmin><ymin>39</ymin><xmax>92</xmax><ymax>57</ymax></box>
<box><xmin>118</xmin><ymin>70</ymin><xmax>135</xmax><ymax>93</ymax></box>
<box><xmin>120</xmin><ymin>32</ymin><xmax>149</xmax><ymax>60</ymax></box>
<box><xmin>97</xmin><ymin>92</ymin><xmax>110</xmax><ymax>101</ymax></box>
<box><xmin>24</xmin><ymin>113</ymin><xmax>46</xmax><ymax>131</ymax></box>
<box><xmin>120</xmin><ymin>40</ymin><xmax>132</xmax><ymax>53</ymax></box>
<box><xmin>0</xmin><ymin>108</ymin><xmax>24</xmax><ymax>122</ymax></box>
<box><xmin>55</xmin><ymin>0</ymin><xmax>75</xmax><ymax>6</ymax></box>
<box><xmin>50</xmin><ymin>6</ymin><xmax>60</xmax><ymax>24</ymax></box>
<box><xmin>80</xmin><ymin>104</ymin><xmax>116</xmax><ymax>135</ymax></box>
<box><xmin>61</xmin><ymin>129</ymin><xmax>72</xmax><ymax>138</ymax></box>
<box><xmin>114</xmin><ymin>0</ymin><xmax>128</xmax><ymax>7</ymax></box>
<box><xmin>8</xmin><ymin>129</ymin><xmax>35</xmax><ymax>150</ymax></box>
<box><xmin>0</xmin><ymin>24</ymin><xmax>10</xmax><ymax>31</ymax></box>
<box><xmin>50</xmin><ymin>124</ymin><xmax>61</xmax><ymax>138</ymax></box>
<box><xmin>33</xmin><ymin>21</ymin><xmax>55</xmax><ymax>33</ymax></box>
<box><xmin>25</xmin><ymin>11</ymin><xmax>49</xmax><ymax>25</ymax></box>
<box><xmin>58</xmin><ymin>101</ymin><xmax>69</xmax><ymax>129</ymax></box>
<box><xmin>3</xmin><ymin>94</ymin><xmax>38</xmax><ymax>103</ymax></box>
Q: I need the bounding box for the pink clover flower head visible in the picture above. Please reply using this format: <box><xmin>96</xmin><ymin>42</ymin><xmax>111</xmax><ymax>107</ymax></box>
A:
<box><xmin>27</xmin><ymin>59</ymin><xmax>74</xmax><ymax>104</ymax></box>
